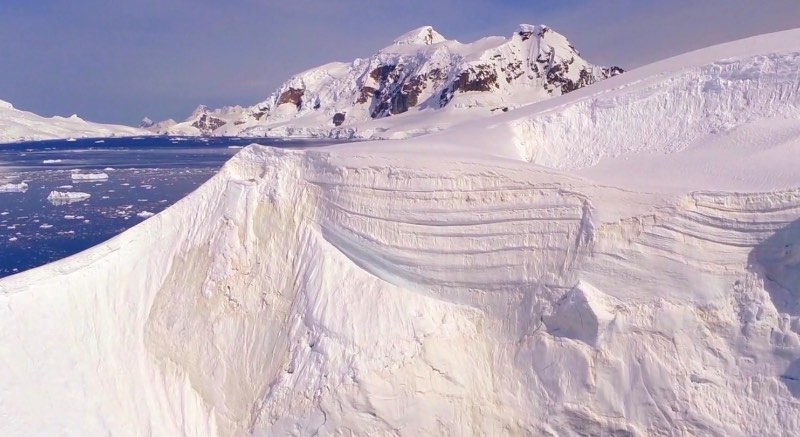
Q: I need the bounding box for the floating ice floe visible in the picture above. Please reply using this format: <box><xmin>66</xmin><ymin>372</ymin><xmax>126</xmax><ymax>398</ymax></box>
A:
<box><xmin>42</xmin><ymin>159</ymin><xmax>63</xmax><ymax>164</ymax></box>
<box><xmin>57</xmin><ymin>185</ymin><xmax>74</xmax><ymax>189</ymax></box>
<box><xmin>0</xmin><ymin>182</ymin><xmax>28</xmax><ymax>193</ymax></box>
<box><xmin>136</xmin><ymin>211</ymin><xmax>155</xmax><ymax>219</ymax></box>
<box><xmin>227</xmin><ymin>146</ymin><xmax>244</xmax><ymax>149</ymax></box>
<box><xmin>71</xmin><ymin>172</ymin><xmax>109</xmax><ymax>181</ymax></box>
<box><xmin>47</xmin><ymin>191</ymin><xmax>91</xmax><ymax>205</ymax></box>
<box><xmin>39</xmin><ymin>224</ymin><xmax>53</xmax><ymax>229</ymax></box>
<box><xmin>66</xmin><ymin>138</ymin><xmax>77</xmax><ymax>142</ymax></box>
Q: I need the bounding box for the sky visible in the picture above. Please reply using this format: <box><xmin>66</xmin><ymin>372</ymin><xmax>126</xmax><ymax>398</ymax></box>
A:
<box><xmin>1</xmin><ymin>0</ymin><xmax>799</xmax><ymax>125</ymax></box>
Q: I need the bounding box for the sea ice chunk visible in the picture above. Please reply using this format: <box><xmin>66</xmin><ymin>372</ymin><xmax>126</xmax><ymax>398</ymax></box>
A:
<box><xmin>71</xmin><ymin>172</ymin><xmax>109</xmax><ymax>181</ymax></box>
<box><xmin>0</xmin><ymin>182</ymin><xmax>28</xmax><ymax>193</ymax></box>
<box><xmin>47</xmin><ymin>191</ymin><xmax>91</xmax><ymax>205</ymax></box>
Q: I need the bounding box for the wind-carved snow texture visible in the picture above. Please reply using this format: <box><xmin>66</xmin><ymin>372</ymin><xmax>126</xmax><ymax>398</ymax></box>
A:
<box><xmin>1</xmin><ymin>145</ymin><xmax>799</xmax><ymax>436</ymax></box>
<box><xmin>508</xmin><ymin>52</ymin><xmax>800</xmax><ymax>169</ymax></box>
<box><xmin>2</xmin><ymin>29</ymin><xmax>800</xmax><ymax>437</ymax></box>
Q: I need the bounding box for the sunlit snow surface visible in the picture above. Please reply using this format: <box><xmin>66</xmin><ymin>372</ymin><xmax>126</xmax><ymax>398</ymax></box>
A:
<box><xmin>0</xmin><ymin>136</ymin><xmax>334</xmax><ymax>277</ymax></box>
<box><xmin>2</xmin><ymin>29</ymin><xmax>800</xmax><ymax>437</ymax></box>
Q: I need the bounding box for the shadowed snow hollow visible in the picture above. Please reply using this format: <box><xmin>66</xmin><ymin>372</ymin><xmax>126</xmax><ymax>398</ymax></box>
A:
<box><xmin>1</xmin><ymin>29</ymin><xmax>800</xmax><ymax>437</ymax></box>
<box><xmin>1</xmin><ymin>144</ymin><xmax>800</xmax><ymax>436</ymax></box>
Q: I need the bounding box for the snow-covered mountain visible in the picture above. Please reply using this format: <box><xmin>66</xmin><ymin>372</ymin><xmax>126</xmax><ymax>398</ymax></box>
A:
<box><xmin>0</xmin><ymin>99</ymin><xmax>151</xmax><ymax>144</ymax></box>
<box><xmin>154</xmin><ymin>24</ymin><xmax>622</xmax><ymax>139</ymax></box>
<box><xmin>3</xmin><ymin>28</ymin><xmax>800</xmax><ymax>436</ymax></box>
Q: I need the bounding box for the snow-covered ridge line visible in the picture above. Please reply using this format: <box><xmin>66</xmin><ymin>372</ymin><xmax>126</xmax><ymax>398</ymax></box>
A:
<box><xmin>3</xmin><ymin>27</ymin><xmax>800</xmax><ymax>437</ymax></box>
<box><xmin>1</xmin><ymin>144</ymin><xmax>799</xmax><ymax>435</ymax></box>
<box><xmin>420</xmin><ymin>28</ymin><xmax>799</xmax><ymax>167</ymax></box>
<box><xmin>150</xmin><ymin>23</ymin><xmax>622</xmax><ymax>140</ymax></box>
<box><xmin>509</xmin><ymin>51</ymin><xmax>800</xmax><ymax>169</ymax></box>
<box><xmin>0</xmin><ymin>98</ymin><xmax>151</xmax><ymax>144</ymax></box>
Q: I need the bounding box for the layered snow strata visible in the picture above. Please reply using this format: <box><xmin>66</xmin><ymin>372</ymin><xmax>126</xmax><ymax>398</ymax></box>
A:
<box><xmin>2</xmin><ymin>28</ymin><xmax>800</xmax><ymax>437</ymax></box>
<box><xmin>0</xmin><ymin>144</ymin><xmax>799</xmax><ymax>436</ymax></box>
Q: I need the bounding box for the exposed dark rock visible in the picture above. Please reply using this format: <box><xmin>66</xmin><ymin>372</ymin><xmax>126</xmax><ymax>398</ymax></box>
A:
<box><xmin>139</xmin><ymin>117</ymin><xmax>155</xmax><ymax>129</ymax></box>
<box><xmin>332</xmin><ymin>112</ymin><xmax>346</xmax><ymax>126</ymax></box>
<box><xmin>538</xmin><ymin>26</ymin><xmax>549</xmax><ymax>38</ymax></box>
<box><xmin>277</xmin><ymin>88</ymin><xmax>305</xmax><ymax>109</ymax></box>
<box><xmin>370</xmin><ymin>65</ymin><xmax>397</xmax><ymax>82</ymax></box>
<box><xmin>606</xmin><ymin>66</ymin><xmax>625</xmax><ymax>76</ymax></box>
<box><xmin>241</xmin><ymin>26</ymin><xmax>624</xmax><ymax>126</ymax></box>
<box><xmin>191</xmin><ymin>114</ymin><xmax>227</xmax><ymax>134</ymax></box>
<box><xmin>454</xmin><ymin>65</ymin><xmax>498</xmax><ymax>93</ymax></box>
<box><xmin>356</xmin><ymin>86</ymin><xmax>376</xmax><ymax>104</ymax></box>
<box><xmin>503</xmin><ymin>61</ymin><xmax>524</xmax><ymax>83</ymax></box>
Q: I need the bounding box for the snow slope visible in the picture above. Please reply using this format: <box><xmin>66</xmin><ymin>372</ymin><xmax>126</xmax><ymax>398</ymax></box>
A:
<box><xmin>0</xmin><ymin>99</ymin><xmax>151</xmax><ymax>144</ymax></box>
<box><xmin>400</xmin><ymin>27</ymin><xmax>800</xmax><ymax>193</ymax></box>
<box><xmin>2</xmin><ymin>29</ymin><xmax>800</xmax><ymax>436</ymax></box>
<box><xmin>155</xmin><ymin>24</ymin><xmax>621</xmax><ymax>140</ymax></box>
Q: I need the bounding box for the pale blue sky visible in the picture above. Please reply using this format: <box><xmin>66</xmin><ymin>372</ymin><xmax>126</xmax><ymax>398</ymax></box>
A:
<box><xmin>1</xmin><ymin>0</ymin><xmax>798</xmax><ymax>124</ymax></box>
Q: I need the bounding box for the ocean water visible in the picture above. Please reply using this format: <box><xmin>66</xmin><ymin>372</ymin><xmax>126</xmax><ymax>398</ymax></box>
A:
<box><xmin>0</xmin><ymin>136</ymin><xmax>333</xmax><ymax>278</ymax></box>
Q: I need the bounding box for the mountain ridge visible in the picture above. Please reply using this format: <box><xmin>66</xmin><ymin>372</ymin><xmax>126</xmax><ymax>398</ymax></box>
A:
<box><xmin>0</xmin><ymin>99</ymin><xmax>151</xmax><ymax>144</ymax></box>
<box><xmin>150</xmin><ymin>24</ymin><xmax>623</xmax><ymax>139</ymax></box>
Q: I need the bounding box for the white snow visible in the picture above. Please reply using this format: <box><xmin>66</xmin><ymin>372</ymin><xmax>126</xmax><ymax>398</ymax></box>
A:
<box><xmin>0</xmin><ymin>99</ymin><xmax>152</xmax><ymax>144</ymax></box>
<box><xmin>1</xmin><ymin>28</ymin><xmax>800</xmax><ymax>437</ymax></box>
<box><xmin>46</xmin><ymin>191</ymin><xmax>91</xmax><ymax>204</ymax></box>
<box><xmin>0</xmin><ymin>182</ymin><xmax>28</xmax><ymax>193</ymax></box>
<box><xmin>154</xmin><ymin>24</ymin><xmax>619</xmax><ymax>141</ymax></box>
<box><xmin>71</xmin><ymin>172</ymin><xmax>109</xmax><ymax>181</ymax></box>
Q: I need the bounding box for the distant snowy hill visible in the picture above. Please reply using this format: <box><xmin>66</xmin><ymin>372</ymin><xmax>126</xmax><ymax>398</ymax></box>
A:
<box><xmin>3</xmin><ymin>27</ymin><xmax>800</xmax><ymax>437</ymax></box>
<box><xmin>153</xmin><ymin>24</ymin><xmax>622</xmax><ymax>139</ymax></box>
<box><xmin>0</xmin><ymin>99</ymin><xmax>151</xmax><ymax>144</ymax></box>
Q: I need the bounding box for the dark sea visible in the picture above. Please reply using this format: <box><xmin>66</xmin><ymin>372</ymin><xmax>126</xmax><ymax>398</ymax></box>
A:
<box><xmin>0</xmin><ymin>136</ymin><xmax>334</xmax><ymax>278</ymax></box>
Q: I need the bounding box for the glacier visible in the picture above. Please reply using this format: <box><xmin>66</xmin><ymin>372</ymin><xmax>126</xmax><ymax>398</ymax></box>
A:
<box><xmin>1</xmin><ymin>29</ymin><xmax>800</xmax><ymax>436</ymax></box>
<box><xmin>0</xmin><ymin>99</ymin><xmax>151</xmax><ymax>144</ymax></box>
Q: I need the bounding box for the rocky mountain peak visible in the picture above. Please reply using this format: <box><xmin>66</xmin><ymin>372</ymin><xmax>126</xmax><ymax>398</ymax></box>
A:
<box><xmin>393</xmin><ymin>26</ymin><xmax>447</xmax><ymax>46</ymax></box>
<box><xmin>189</xmin><ymin>105</ymin><xmax>209</xmax><ymax>119</ymax></box>
<box><xmin>162</xmin><ymin>23</ymin><xmax>624</xmax><ymax>138</ymax></box>
<box><xmin>139</xmin><ymin>117</ymin><xmax>155</xmax><ymax>128</ymax></box>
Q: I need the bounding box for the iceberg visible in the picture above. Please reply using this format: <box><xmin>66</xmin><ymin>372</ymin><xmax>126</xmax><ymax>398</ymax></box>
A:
<box><xmin>1</xmin><ymin>28</ymin><xmax>800</xmax><ymax>437</ymax></box>
<box><xmin>71</xmin><ymin>172</ymin><xmax>109</xmax><ymax>181</ymax></box>
<box><xmin>0</xmin><ymin>182</ymin><xmax>28</xmax><ymax>193</ymax></box>
<box><xmin>46</xmin><ymin>190</ymin><xmax>91</xmax><ymax>205</ymax></box>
